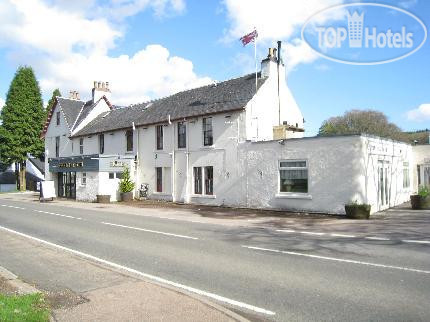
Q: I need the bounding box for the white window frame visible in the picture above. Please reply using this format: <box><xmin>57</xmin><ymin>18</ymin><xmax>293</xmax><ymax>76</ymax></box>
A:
<box><xmin>202</xmin><ymin>117</ymin><xmax>213</xmax><ymax>147</ymax></box>
<box><xmin>276</xmin><ymin>159</ymin><xmax>311</xmax><ymax>199</ymax></box>
<box><xmin>79</xmin><ymin>138</ymin><xmax>84</xmax><ymax>155</ymax></box>
<box><xmin>192</xmin><ymin>166</ymin><xmax>215</xmax><ymax>198</ymax></box>
<box><xmin>403</xmin><ymin>162</ymin><xmax>410</xmax><ymax>189</ymax></box>
<box><xmin>81</xmin><ymin>172</ymin><xmax>87</xmax><ymax>186</ymax></box>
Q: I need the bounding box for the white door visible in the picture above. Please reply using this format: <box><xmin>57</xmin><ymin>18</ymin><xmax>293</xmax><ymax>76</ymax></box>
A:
<box><xmin>378</xmin><ymin>162</ymin><xmax>391</xmax><ymax>210</ymax></box>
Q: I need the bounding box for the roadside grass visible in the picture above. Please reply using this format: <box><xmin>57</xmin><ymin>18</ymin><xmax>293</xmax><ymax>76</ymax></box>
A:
<box><xmin>0</xmin><ymin>293</ymin><xmax>50</xmax><ymax>321</ymax></box>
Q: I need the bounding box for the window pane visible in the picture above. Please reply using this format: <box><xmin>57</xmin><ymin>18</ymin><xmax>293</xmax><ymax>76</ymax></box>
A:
<box><xmin>280</xmin><ymin>169</ymin><xmax>308</xmax><ymax>193</ymax></box>
<box><xmin>280</xmin><ymin>161</ymin><xmax>306</xmax><ymax>168</ymax></box>
<box><xmin>126</xmin><ymin>130</ymin><xmax>133</xmax><ymax>151</ymax></box>
<box><xmin>109</xmin><ymin>172</ymin><xmax>114</xmax><ymax>179</ymax></box>
<box><xmin>203</xmin><ymin>118</ymin><xmax>213</xmax><ymax>146</ymax></box>
<box><xmin>156</xmin><ymin>125</ymin><xmax>163</xmax><ymax>150</ymax></box>
<box><xmin>156</xmin><ymin>167</ymin><xmax>162</xmax><ymax>192</ymax></box>
<box><xmin>178</xmin><ymin>122</ymin><xmax>186</xmax><ymax>148</ymax></box>
<box><xmin>99</xmin><ymin>134</ymin><xmax>104</xmax><ymax>154</ymax></box>
<box><xmin>194</xmin><ymin>167</ymin><xmax>202</xmax><ymax>194</ymax></box>
<box><xmin>205</xmin><ymin>166</ymin><xmax>213</xmax><ymax>195</ymax></box>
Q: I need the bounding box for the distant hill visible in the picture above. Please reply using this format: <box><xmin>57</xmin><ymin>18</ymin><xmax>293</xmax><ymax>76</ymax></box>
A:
<box><xmin>399</xmin><ymin>129</ymin><xmax>430</xmax><ymax>145</ymax></box>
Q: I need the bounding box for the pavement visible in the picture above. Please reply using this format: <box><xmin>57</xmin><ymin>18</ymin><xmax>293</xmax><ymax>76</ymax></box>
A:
<box><xmin>0</xmin><ymin>192</ymin><xmax>429</xmax><ymax>321</ymax></box>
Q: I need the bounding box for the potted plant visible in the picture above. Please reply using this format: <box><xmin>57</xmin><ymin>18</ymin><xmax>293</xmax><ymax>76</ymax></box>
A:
<box><xmin>345</xmin><ymin>200</ymin><xmax>371</xmax><ymax>219</ymax></box>
<box><xmin>410</xmin><ymin>186</ymin><xmax>430</xmax><ymax>210</ymax></box>
<box><xmin>119</xmin><ymin>166</ymin><xmax>135</xmax><ymax>202</ymax></box>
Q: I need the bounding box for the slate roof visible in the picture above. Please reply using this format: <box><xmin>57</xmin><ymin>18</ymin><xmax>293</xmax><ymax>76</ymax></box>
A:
<box><xmin>72</xmin><ymin>73</ymin><xmax>265</xmax><ymax>137</ymax></box>
<box><xmin>56</xmin><ymin>97</ymin><xmax>85</xmax><ymax>131</ymax></box>
<box><xmin>28</xmin><ymin>157</ymin><xmax>45</xmax><ymax>175</ymax></box>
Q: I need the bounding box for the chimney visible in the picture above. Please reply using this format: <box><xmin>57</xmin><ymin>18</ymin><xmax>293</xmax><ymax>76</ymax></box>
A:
<box><xmin>261</xmin><ymin>47</ymin><xmax>283</xmax><ymax>78</ymax></box>
<box><xmin>69</xmin><ymin>90</ymin><xmax>80</xmax><ymax>100</ymax></box>
<box><xmin>92</xmin><ymin>80</ymin><xmax>111</xmax><ymax>103</ymax></box>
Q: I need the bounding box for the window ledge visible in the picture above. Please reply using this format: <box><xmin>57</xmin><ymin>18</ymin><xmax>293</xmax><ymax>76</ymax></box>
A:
<box><xmin>275</xmin><ymin>193</ymin><xmax>312</xmax><ymax>200</ymax></box>
<box><xmin>200</xmin><ymin>146</ymin><xmax>215</xmax><ymax>150</ymax></box>
<box><xmin>151</xmin><ymin>192</ymin><xmax>171</xmax><ymax>197</ymax></box>
<box><xmin>190</xmin><ymin>194</ymin><xmax>216</xmax><ymax>199</ymax></box>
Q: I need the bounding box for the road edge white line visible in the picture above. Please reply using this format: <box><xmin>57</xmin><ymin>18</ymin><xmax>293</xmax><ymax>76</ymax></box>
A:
<box><xmin>402</xmin><ymin>240</ymin><xmax>430</xmax><ymax>244</ymax></box>
<box><xmin>0</xmin><ymin>225</ymin><xmax>275</xmax><ymax>316</ymax></box>
<box><xmin>242</xmin><ymin>245</ymin><xmax>430</xmax><ymax>275</ymax></box>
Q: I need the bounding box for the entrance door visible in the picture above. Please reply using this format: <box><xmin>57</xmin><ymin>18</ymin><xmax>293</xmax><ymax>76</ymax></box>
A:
<box><xmin>58</xmin><ymin>172</ymin><xmax>76</xmax><ymax>199</ymax></box>
<box><xmin>378</xmin><ymin>162</ymin><xmax>390</xmax><ymax>210</ymax></box>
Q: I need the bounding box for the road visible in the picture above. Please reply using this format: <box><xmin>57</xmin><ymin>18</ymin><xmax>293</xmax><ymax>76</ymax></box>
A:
<box><xmin>0</xmin><ymin>196</ymin><xmax>429</xmax><ymax>321</ymax></box>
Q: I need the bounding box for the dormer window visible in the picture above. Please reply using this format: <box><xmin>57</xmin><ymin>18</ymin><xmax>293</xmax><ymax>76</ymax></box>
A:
<box><xmin>56</xmin><ymin>112</ymin><xmax>60</xmax><ymax>125</ymax></box>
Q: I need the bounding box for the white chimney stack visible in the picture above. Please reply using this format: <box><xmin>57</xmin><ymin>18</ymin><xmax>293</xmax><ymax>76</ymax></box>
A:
<box><xmin>92</xmin><ymin>80</ymin><xmax>111</xmax><ymax>103</ymax></box>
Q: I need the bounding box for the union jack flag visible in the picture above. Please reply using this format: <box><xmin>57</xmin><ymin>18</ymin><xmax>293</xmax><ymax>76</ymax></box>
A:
<box><xmin>240</xmin><ymin>29</ymin><xmax>258</xmax><ymax>46</ymax></box>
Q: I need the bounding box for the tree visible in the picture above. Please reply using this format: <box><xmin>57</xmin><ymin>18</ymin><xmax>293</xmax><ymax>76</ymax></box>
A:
<box><xmin>0</xmin><ymin>66</ymin><xmax>45</xmax><ymax>191</ymax></box>
<box><xmin>318</xmin><ymin>109</ymin><xmax>402</xmax><ymax>140</ymax></box>
<box><xmin>45</xmin><ymin>88</ymin><xmax>61</xmax><ymax>121</ymax></box>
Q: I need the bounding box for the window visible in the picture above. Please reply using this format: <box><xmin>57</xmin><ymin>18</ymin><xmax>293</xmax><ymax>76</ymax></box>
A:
<box><xmin>279</xmin><ymin>160</ymin><xmax>308</xmax><ymax>193</ymax></box>
<box><xmin>99</xmin><ymin>134</ymin><xmax>104</xmax><ymax>154</ymax></box>
<box><xmin>156</xmin><ymin>167</ymin><xmax>162</xmax><ymax>192</ymax></box>
<box><xmin>203</xmin><ymin>117</ymin><xmax>213</xmax><ymax>146</ymax></box>
<box><xmin>178</xmin><ymin>122</ymin><xmax>186</xmax><ymax>149</ymax></box>
<box><xmin>56</xmin><ymin>112</ymin><xmax>60</xmax><ymax>125</ymax></box>
<box><xmin>55</xmin><ymin>136</ymin><xmax>60</xmax><ymax>157</ymax></box>
<box><xmin>109</xmin><ymin>172</ymin><xmax>123</xmax><ymax>179</ymax></box>
<box><xmin>193</xmin><ymin>167</ymin><xmax>202</xmax><ymax>194</ymax></box>
<box><xmin>193</xmin><ymin>166</ymin><xmax>214</xmax><ymax>195</ymax></box>
<box><xmin>79</xmin><ymin>138</ymin><xmax>84</xmax><ymax>155</ymax></box>
<box><xmin>126</xmin><ymin>130</ymin><xmax>133</xmax><ymax>152</ymax></box>
<box><xmin>204</xmin><ymin>166</ymin><xmax>213</xmax><ymax>195</ymax></box>
<box><xmin>81</xmin><ymin>172</ymin><xmax>87</xmax><ymax>186</ymax></box>
<box><xmin>156</xmin><ymin>125</ymin><xmax>163</xmax><ymax>150</ymax></box>
<box><xmin>403</xmin><ymin>162</ymin><xmax>410</xmax><ymax>188</ymax></box>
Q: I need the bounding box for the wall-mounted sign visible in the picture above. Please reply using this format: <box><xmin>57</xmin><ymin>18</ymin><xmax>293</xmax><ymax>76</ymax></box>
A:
<box><xmin>110</xmin><ymin>160</ymin><xmax>125</xmax><ymax>167</ymax></box>
<box><xmin>58</xmin><ymin>162</ymin><xmax>83</xmax><ymax>168</ymax></box>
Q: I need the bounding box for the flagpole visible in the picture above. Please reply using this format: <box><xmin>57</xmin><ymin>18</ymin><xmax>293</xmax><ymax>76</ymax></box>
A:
<box><xmin>254</xmin><ymin>30</ymin><xmax>257</xmax><ymax>94</ymax></box>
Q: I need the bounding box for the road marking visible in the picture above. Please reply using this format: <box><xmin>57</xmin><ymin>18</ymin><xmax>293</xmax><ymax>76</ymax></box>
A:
<box><xmin>330</xmin><ymin>233</ymin><xmax>356</xmax><ymax>238</ymax></box>
<box><xmin>101</xmin><ymin>222</ymin><xmax>199</xmax><ymax>240</ymax></box>
<box><xmin>300</xmin><ymin>231</ymin><xmax>325</xmax><ymax>236</ymax></box>
<box><xmin>0</xmin><ymin>225</ymin><xmax>275</xmax><ymax>316</ymax></box>
<box><xmin>242</xmin><ymin>245</ymin><xmax>430</xmax><ymax>275</ymax></box>
<box><xmin>0</xmin><ymin>205</ymin><xmax>26</xmax><ymax>210</ymax></box>
<box><xmin>402</xmin><ymin>240</ymin><xmax>430</xmax><ymax>245</ymax></box>
<box><xmin>276</xmin><ymin>229</ymin><xmax>296</xmax><ymax>233</ymax></box>
<box><xmin>34</xmin><ymin>210</ymin><xmax>82</xmax><ymax>220</ymax></box>
<box><xmin>365</xmin><ymin>237</ymin><xmax>390</xmax><ymax>241</ymax></box>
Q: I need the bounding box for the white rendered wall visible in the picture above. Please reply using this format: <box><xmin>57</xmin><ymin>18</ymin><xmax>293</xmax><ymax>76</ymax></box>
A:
<box><xmin>76</xmin><ymin>172</ymin><xmax>98</xmax><ymax>202</ymax></box>
<box><xmin>412</xmin><ymin>145</ymin><xmax>430</xmax><ymax>191</ymax></box>
<box><xmin>246</xmin><ymin>61</ymin><xmax>304</xmax><ymax>141</ymax></box>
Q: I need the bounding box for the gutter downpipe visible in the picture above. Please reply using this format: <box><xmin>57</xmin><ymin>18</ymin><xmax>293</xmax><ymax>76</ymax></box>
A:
<box><xmin>185</xmin><ymin>119</ymin><xmax>190</xmax><ymax>203</ymax></box>
<box><xmin>169</xmin><ymin>115</ymin><xmax>175</xmax><ymax>202</ymax></box>
<box><xmin>277</xmin><ymin>40</ymin><xmax>282</xmax><ymax>126</ymax></box>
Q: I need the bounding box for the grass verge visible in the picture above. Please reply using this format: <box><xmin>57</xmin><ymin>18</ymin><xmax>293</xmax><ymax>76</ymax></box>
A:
<box><xmin>0</xmin><ymin>293</ymin><xmax>50</xmax><ymax>321</ymax></box>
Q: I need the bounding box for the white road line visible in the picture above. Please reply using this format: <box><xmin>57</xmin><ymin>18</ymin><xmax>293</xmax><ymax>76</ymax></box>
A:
<box><xmin>276</xmin><ymin>229</ymin><xmax>296</xmax><ymax>233</ymax></box>
<box><xmin>300</xmin><ymin>231</ymin><xmax>325</xmax><ymax>236</ymax></box>
<box><xmin>330</xmin><ymin>233</ymin><xmax>356</xmax><ymax>238</ymax></box>
<box><xmin>0</xmin><ymin>205</ymin><xmax>26</xmax><ymax>210</ymax></box>
<box><xmin>242</xmin><ymin>245</ymin><xmax>430</xmax><ymax>274</ymax></box>
<box><xmin>101</xmin><ymin>222</ymin><xmax>199</xmax><ymax>240</ymax></box>
<box><xmin>402</xmin><ymin>240</ymin><xmax>430</xmax><ymax>245</ymax></box>
<box><xmin>0</xmin><ymin>225</ymin><xmax>275</xmax><ymax>316</ymax></box>
<box><xmin>365</xmin><ymin>237</ymin><xmax>390</xmax><ymax>241</ymax></box>
<box><xmin>34</xmin><ymin>210</ymin><xmax>82</xmax><ymax>220</ymax></box>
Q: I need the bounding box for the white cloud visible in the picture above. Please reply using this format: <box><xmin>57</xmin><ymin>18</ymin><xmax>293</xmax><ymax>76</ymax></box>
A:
<box><xmin>0</xmin><ymin>97</ymin><xmax>5</xmax><ymax>112</ymax></box>
<box><xmin>399</xmin><ymin>0</ymin><xmax>418</xmax><ymax>9</ymax></box>
<box><xmin>0</xmin><ymin>0</ymin><xmax>208</xmax><ymax>106</ymax></box>
<box><xmin>222</xmin><ymin>0</ymin><xmax>345</xmax><ymax>71</ymax></box>
<box><xmin>407</xmin><ymin>104</ymin><xmax>430</xmax><ymax>122</ymax></box>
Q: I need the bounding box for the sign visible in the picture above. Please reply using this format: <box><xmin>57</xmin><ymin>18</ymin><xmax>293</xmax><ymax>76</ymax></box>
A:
<box><xmin>58</xmin><ymin>162</ymin><xmax>83</xmax><ymax>168</ymax></box>
<box><xmin>40</xmin><ymin>181</ymin><xmax>56</xmax><ymax>201</ymax></box>
<box><xmin>110</xmin><ymin>160</ymin><xmax>125</xmax><ymax>167</ymax></box>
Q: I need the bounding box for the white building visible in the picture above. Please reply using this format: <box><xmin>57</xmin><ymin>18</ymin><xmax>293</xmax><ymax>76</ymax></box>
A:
<box><xmin>42</xmin><ymin>48</ymin><xmax>430</xmax><ymax>214</ymax></box>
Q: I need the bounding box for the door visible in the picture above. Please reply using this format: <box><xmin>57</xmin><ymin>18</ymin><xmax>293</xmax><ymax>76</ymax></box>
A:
<box><xmin>378</xmin><ymin>162</ymin><xmax>390</xmax><ymax>210</ymax></box>
<box><xmin>58</xmin><ymin>172</ymin><xmax>76</xmax><ymax>199</ymax></box>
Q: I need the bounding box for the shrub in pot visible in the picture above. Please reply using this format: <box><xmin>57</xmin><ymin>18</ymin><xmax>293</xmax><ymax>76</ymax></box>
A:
<box><xmin>345</xmin><ymin>201</ymin><xmax>371</xmax><ymax>219</ymax></box>
<box><xmin>410</xmin><ymin>186</ymin><xmax>430</xmax><ymax>210</ymax></box>
<box><xmin>119</xmin><ymin>166</ymin><xmax>135</xmax><ymax>202</ymax></box>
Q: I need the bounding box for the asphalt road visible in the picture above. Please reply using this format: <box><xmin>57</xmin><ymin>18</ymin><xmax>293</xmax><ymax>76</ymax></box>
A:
<box><xmin>0</xmin><ymin>198</ymin><xmax>429</xmax><ymax>321</ymax></box>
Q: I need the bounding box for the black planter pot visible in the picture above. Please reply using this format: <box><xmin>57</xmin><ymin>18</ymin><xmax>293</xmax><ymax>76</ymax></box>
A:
<box><xmin>410</xmin><ymin>195</ymin><xmax>430</xmax><ymax>210</ymax></box>
<box><xmin>345</xmin><ymin>204</ymin><xmax>371</xmax><ymax>219</ymax></box>
<box><xmin>96</xmin><ymin>194</ymin><xmax>111</xmax><ymax>203</ymax></box>
<box><xmin>121</xmin><ymin>191</ymin><xmax>133</xmax><ymax>202</ymax></box>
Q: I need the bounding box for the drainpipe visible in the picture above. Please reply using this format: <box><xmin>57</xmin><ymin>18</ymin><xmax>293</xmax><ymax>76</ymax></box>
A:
<box><xmin>169</xmin><ymin>115</ymin><xmax>175</xmax><ymax>202</ymax></box>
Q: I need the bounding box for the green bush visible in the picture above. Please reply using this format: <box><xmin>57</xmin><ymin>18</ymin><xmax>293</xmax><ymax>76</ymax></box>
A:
<box><xmin>118</xmin><ymin>166</ymin><xmax>135</xmax><ymax>193</ymax></box>
<box><xmin>418</xmin><ymin>185</ymin><xmax>429</xmax><ymax>198</ymax></box>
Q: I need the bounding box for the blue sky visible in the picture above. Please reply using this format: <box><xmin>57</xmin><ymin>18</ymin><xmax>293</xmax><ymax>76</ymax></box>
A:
<box><xmin>0</xmin><ymin>0</ymin><xmax>429</xmax><ymax>136</ymax></box>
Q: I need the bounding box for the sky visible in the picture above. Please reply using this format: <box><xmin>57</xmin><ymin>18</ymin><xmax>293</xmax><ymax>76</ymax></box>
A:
<box><xmin>0</xmin><ymin>0</ymin><xmax>429</xmax><ymax>136</ymax></box>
